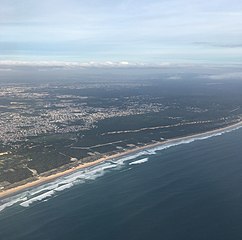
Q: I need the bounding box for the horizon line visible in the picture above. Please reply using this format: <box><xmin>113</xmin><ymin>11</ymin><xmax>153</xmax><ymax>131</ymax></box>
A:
<box><xmin>0</xmin><ymin>60</ymin><xmax>242</xmax><ymax>68</ymax></box>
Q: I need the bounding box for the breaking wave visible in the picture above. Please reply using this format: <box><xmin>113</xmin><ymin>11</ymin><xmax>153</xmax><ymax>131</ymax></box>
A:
<box><xmin>129</xmin><ymin>158</ymin><xmax>148</xmax><ymax>165</ymax></box>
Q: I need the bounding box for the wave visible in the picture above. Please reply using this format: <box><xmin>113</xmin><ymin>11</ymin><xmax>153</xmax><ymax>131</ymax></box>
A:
<box><xmin>20</xmin><ymin>190</ymin><xmax>55</xmax><ymax>207</ymax></box>
<box><xmin>1</xmin><ymin>123</ymin><xmax>242</xmax><ymax>211</ymax></box>
<box><xmin>17</xmin><ymin>162</ymin><xmax>119</xmax><ymax>208</ymax></box>
<box><xmin>0</xmin><ymin>196</ymin><xmax>28</xmax><ymax>212</ymax></box>
<box><xmin>55</xmin><ymin>183</ymin><xmax>76</xmax><ymax>192</ymax></box>
<box><xmin>129</xmin><ymin>158</ymin><xmax>149</xmax><ymax>165</ymax></box>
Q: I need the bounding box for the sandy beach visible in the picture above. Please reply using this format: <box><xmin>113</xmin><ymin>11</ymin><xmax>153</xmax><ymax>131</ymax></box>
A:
<box><xmin>1</xmin><ymin>120</ymin><xmax>242</xmax><ymax>200</ymax></box>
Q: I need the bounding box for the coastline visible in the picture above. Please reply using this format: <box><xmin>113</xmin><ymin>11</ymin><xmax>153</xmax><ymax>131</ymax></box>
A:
<box><xmin>1</xmin><ymin>120</ymin><xmax>242</xmax><ymax>200</ymax></box>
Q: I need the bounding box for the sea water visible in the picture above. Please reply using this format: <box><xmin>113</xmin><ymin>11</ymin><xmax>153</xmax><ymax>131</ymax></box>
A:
<box><xmin>1</xmin><ymin>127</ymin><xmax>242</xmax><ymax>240</ymax></box>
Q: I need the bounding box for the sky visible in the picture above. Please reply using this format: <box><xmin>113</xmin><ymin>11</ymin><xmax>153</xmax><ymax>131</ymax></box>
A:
<box><xmin>0</xmin><ymin>0</ymin><xmax>242</xmax><ymax>65</ymax></box>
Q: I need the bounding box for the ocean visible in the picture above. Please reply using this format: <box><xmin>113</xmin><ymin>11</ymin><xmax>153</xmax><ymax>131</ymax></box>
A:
<box><xmin>1</xmin><ymin>127</ymin><xmax>242</xmax><ymax>240</ymax></box>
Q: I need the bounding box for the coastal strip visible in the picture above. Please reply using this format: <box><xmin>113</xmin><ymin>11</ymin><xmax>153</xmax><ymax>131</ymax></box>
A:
<box><xmin>1</xmin><ymin>120</ymin><xmax>242</xmax><ymax>200</ymax></box>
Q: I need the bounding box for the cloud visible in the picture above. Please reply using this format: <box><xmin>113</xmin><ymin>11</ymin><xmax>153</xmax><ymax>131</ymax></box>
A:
<box><xmin>201</xmin><ymin>72</ymin><xmax>242</xmax><ymax>80</ymax></box>
<box><xmin>193</xmin><ymin>42</ymin><xmax>242</xmax><ymax>48</ymax></box>
<box><xmin>0</xmin><ymin>60</ymin><xmax>183</xmax><ymax>69</ymax></box>
<box><xmin>167</xmin><ymin>76</ymin><xmax>182</xmax><ymax>80</ymax></box>
<box><xmin>0</xmin><ymin>68</ymin><xmax>12</xmax><ymax>72</ymax></box>
<box><xmin>0</xmin><ymin>60</ymin><xmax>144</xmax><ymax>68</ymax></box>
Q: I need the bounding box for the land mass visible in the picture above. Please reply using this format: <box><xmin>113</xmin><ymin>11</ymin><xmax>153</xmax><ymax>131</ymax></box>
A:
<box><xmin>1</xmin><ymin>73</ymin><xmax>242</xmax><ymax>199</ymax></box>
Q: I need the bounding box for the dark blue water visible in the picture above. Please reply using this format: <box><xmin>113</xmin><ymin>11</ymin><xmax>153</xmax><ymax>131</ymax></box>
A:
<box><xmin>1</xmin><ymin>128</ymin><xmax>242</xmax><ymax>240</ymax></box>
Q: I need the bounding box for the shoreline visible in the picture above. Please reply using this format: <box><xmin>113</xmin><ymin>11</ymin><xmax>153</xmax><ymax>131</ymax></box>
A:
<box><xmin>1</xmin><ymin>120</ymin><xmax>242</xmax><ymax>200</ymax></box>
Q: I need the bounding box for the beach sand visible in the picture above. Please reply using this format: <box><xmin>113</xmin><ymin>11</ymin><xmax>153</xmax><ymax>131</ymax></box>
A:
<box><xmin>1</xmin><ymin>120</ymin><xmax>242</xmax><ymax>200</ymax></box>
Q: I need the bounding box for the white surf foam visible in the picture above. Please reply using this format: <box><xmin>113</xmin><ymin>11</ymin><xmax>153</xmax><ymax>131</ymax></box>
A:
<box><xmin>6</xmin><ymin>162</ymin><xmax>118</xmax><ymax>209</ymax></box>
<box><xmin>20</xmin><ymin>190</ymin><xmax>55</xmax><ymax>207</ymax></box>
<box><xmin>28</xmin><ymin>183</ymin><xmax>60</xmax><ymax>196</ymax></box>
<box><xmin>79</xmin><ymin>163</ymin><xmax>118</xmax><ymax>180</ymax></box>
<box><xmin>52</xmin><ymin>183</ymin><xmax>75</xmax><ymax>192</ymax></box>
<box><xmin>129</xmin><ymin>158</ymin><xmax>149</xmax><ymax>165</ymax></box>
<box><xmin>0</xmin><ymin>196</ymin><xmax>28</xmax><ymax>212</ymax></box>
